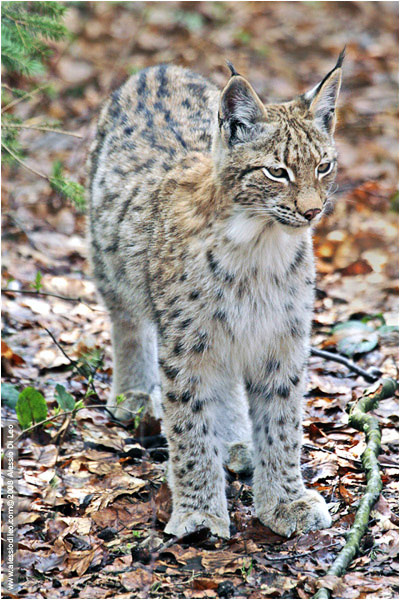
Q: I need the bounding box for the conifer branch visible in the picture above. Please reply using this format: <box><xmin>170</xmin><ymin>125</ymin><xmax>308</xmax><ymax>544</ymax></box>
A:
<box><xmin>1</xmin><ymin>83</ymin><xmax>49</xmax><ymax>113</ymax></box>
<box><xmin>1</xmin><ymin>141</ymin><xmax>48</xmax><ymax>179</ymax></box>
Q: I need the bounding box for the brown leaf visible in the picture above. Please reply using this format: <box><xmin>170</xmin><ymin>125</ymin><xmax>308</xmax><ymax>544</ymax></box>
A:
<box><xmin>201</xmin><ymin>550</ymin><xmax>243</xmax><ymax>575</ymax></box>
<box><xmin>65</xmin><ymin>547</ymin><xmax>103</xmax><ymax>576</ymax></box>
<box><xmin>154</xmin><ymin>481</ymin><xmax>172</xmax><ymax>524</ymax></box>
<box><xmin>339</xmin><ymin>481</ymin><xmax>356</xmax><ymax>504</ymax></box>
<box><xmin>193</xmin><ymin>578</ymin><xmax>219</xmax><ymax>591</ymax></box>
<box><xmin>340</xmin><ymin>258</ymin><xmax>373</xmax><ymax>276</ymax></box>
<box><xmin>120</xmin><ymin>567</ymin><xmax>153</xmax><ymax>591</ymax></box>
<box><xmin>1</xmin><ymin>340</ymin><xmax>25</xmax><ymax>364</ymax></box>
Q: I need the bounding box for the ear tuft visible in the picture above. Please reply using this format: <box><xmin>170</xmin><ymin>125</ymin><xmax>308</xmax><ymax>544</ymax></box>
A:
<box><xmin>335</xmin><ymin>46</ymin><xmax>346</xmax><ymax>70</ymax></box>
<box><xmin>226</xmin><ymin>60</ymin><xmax>240</xmax><ymax>78</ymax></box>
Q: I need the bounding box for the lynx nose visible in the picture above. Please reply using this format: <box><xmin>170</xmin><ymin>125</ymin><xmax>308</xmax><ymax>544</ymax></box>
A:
<box><xmin>303</xmin><ymin>208</ymin><xmax>321</xmax><ymax>221</ymax></box>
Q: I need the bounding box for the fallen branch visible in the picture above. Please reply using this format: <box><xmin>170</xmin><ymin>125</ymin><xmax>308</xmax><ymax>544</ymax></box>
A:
<box><xmin>310</xmin><ymin>347</ymin><xmax>379</xmax><ymax>383</ymax></box>
<box><xmin>314</xmin><ymin>378</ymin><xmax>398</xmax><ymax>599</ymax></box>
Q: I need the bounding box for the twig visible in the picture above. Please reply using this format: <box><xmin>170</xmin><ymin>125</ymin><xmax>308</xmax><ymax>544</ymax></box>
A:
<box><xmin>303</xmin><ymin>443</ymin><xmax>396</xmax><ymax>469</ymax></box>
<box><xmin>14</xmin><ymin>402</ymin><xmax>143</xmax><ymax>443</ymax></box>
<box><xmin>311</xmin><ymin>348</ymin><xmax>379</xmax><ymax>383</ymax></box>
<box><xmin>2</xmin><ymin>123</ymin><xmax>83</xmax><ymax>138</ymax></box>
<box><xmin>1</xmin><ymin>141</ymin><xmax>48</xmax><ymax>179</ymax></box>
<box><xmin>4</xmin><ymin>213</ymin><xmax>40</xmax><ymax>251</ymax></box>
<box><xmin>264</xmin><ymin>542</ymin><xmax>340</xmax><ymax>562</ymax></box>
<box><xmin>151</xmin><ymin>527</ymin><xmax>208</xmax><ymax>558</ymax></box>
<box><xmin>1</xmin><ymin>288</ymin><xmax>104</xmax><ymax>313</ymax></box>
<box><xmin>1</xmin><ymin>83</ymin><xmax>50</xmax><ymax>114</ymax></box>
<box><xmin>42</xmin><ymin>326</ymin><xmax>100</xmax><ymax>399</ymax></box>
<box><xmin>310</xmin><ymin>347</ymin><xmax>378</xmax><ymax>383</ymax></box>
<box><xmin>14</xmin><ymin>405</ymin><xmax>100</xmax><ymax>443</ymax></box>
<box><xmin>314</xmin><ymin>378</ymin><xmax>398</xmax><ymax>599</ymax></box>
<box><xmin>2</xmin><ymin>287</ymin><xmax>96</xmax><ymax>305</ymax></box>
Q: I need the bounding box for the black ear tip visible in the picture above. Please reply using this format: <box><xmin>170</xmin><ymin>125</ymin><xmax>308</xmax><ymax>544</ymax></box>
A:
<box><xmin>336</xmin><ymin>46</ymin><xmax>346</xmax><ymax>69</ymax></box>
<box><xmin>226</xmin><ymin>60</ymin><xmax>240</xmax><ymax>78</ymax></box>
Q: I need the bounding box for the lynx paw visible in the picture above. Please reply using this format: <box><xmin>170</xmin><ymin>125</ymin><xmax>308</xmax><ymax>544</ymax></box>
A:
<box><xmin>107</xmin><ymin>390</ymin><xmax>149</xmax><ymax>421</ymax></box>
<box><xmin>258</xmin><ymin>490</ymin><xmax>331</xmax><ymax>537</ymax></box>
<box><xmin>226</xmin><ymin>442</ymin><xmax>253</xmax><ymax>475</ymax></box>
<box><xmin>165</xmin><ymin>510</ymin><xmax>230</xmax><ymax>539</ymax></box>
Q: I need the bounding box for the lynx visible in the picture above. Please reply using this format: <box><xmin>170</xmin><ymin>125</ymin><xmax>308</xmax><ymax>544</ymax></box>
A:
<box><xmin>88</xmin><ymin>51</ymin><xmax>344</xmax><ymax>538</ymax></box>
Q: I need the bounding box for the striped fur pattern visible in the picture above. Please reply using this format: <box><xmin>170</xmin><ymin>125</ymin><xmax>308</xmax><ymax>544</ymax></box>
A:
<box><xmin>88</xmin><ymin>55</ymin><xmax>343</xmax><ymax>538</ymax></box>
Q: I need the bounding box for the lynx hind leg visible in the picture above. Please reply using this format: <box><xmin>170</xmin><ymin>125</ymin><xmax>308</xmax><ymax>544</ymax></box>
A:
<box><xmin>107</xmin><ymin>313</ymin><xmax>162</xmax><ymax>421</ymax></box>
<box><xmin>214</xmin><ymin>380</ymin><xmax>253</xmax><ymax>475</ymax></box>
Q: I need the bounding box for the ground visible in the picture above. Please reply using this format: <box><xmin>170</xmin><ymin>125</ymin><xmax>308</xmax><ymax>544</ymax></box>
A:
<box><xmin>1</xmin><ymin>2</ymin><xmax>398</xmax><ymax>599</ymax></box>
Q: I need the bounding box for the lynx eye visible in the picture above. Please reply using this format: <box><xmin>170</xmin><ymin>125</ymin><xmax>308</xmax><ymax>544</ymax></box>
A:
<box><xmin>262</xmin><ymin>166</ymin><xmax>289</xmax><ymax>183</ymax></box>
<box><xmin>317</xmin><ymin>161</ymin><xmax>333</xmax><ymax>177</ymax></box>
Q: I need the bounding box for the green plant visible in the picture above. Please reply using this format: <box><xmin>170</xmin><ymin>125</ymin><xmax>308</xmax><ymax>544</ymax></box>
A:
<box><xmin>16</xmin><ymin>387</ymin><xmax>48</xmax><ymax>429</ymax></box>
<box><xmin>30</xmin><ymin>271</ymin><xmax>43</xmax><ymax>292</ymax></box>
<box><xmin>241</xmin><ymin>557</ymin><xmax>253</xmax><ymax>582</ymax></box>
<box><xmin>1</xmin><ymin>2</ymin><xmax>85</xmax><ymax>210</ymax></box>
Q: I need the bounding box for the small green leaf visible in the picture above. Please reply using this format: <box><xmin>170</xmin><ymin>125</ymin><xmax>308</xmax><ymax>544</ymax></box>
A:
<box><xmin>30</xmin><ymin>271</ymin><xmax>43</xmax><ymax>291</ymax></box>
<box><xmin>134</xmin><ymin>406</ymin><xmax>144</xmax><ymax>429</ymax></box>
<box><xmin>333</xmin><ymin>321</ymin><xmax>379</xmax><ymax>357</ymax></box>
<box><xmin>2</xmin><ymin>383</ymin><xmax>19</xmax><ymax>409</ymax></box>
<box><xmin>116</xmin><ymin>393</ymin><xmax>126</xmax><ymax>406</ymax></box>
<box><xmin>361</xmin><ymin>313</ymin><xmax>385</xmax><ymax>325</ymax></box>
<box><xmin>54</xmin><ymin>384</ymin><xmax>75</xmax><ymax>411</ymax></box>
<box><xmin>16</xmin><ymin>387</ymin><xmax>47</xmax><ymax>430</ymax></box>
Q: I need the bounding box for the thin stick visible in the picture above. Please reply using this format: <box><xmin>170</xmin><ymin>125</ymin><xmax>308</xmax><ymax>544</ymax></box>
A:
<box><xmin>2</xmin><ymin>288</ymin><xmax>95</xmax><ymax>304</ymax></box>
<box><xmin>2</xmin><ymin>123</ymin><xmax>83</xmax><ymax>138</ymax></box>
<box><xmin>14</xmin><ymin>402</ymin><xmax>142</xmax><ymax>443</ymax></box>
<box><xmin>303</xmin><ymin>443</ymin><xmax>395</xmax><ymax>470</ymax></box>
<box><xmin>314</xmin><ymin>378</ymin><xmax>398</xmax><ymax>599</ymax></box>
<box><xmin>1</xmin><ymin>142</ymin><xmax>48</xmax><ymax>179</ymax></box>
<box><xmin>310</xmin><ymin>347</ymin><xmax>378</xmax><ymax>383</ymax></box>
<box><xmin>264</xmin><ymin>543</ymin><xmax>340</xmax><ymax>562</ymax></box>
<box><xmin>1</xmin><ymin>83</ymin><xmax>49</xmax><ymax>114</ymax></box>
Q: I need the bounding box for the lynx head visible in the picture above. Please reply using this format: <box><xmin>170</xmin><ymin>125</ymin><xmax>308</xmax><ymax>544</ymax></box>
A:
<box><xmin>213</xmin><ymin>50</ymin><xmax>344</xmax><ymax>229</ymax></box>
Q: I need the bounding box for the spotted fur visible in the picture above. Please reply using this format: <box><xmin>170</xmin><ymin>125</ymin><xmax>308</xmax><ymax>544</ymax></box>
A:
<box><xmin>88</xmin><ymin>55</ymin><xmax>343</xmax><ymax>538</ymax></box>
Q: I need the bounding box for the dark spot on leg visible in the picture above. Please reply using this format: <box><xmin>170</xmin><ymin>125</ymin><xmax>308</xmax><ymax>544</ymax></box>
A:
<box><xmin>181</xmin><ymin>391</ymin><xmax>191</xmax><ymax>403</ymax></box>
<box><xmin>173</xmin><ymin>341</ymin><xmax>183</xmax><ymax>355</ymax></box>
<box><xmin>276</xmin><ymin>385</ymin><xmax>290</xmax><ymax>399</ymax></box>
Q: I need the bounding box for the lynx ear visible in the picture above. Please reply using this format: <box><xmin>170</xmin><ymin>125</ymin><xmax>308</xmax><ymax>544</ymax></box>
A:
<box><xmin>304</xmin><ymin>48</ymin><xmax>344</xmax><ymax>135</ymax></box>
<box><xmin>219</xmin><ymin>69</ymin><xmax>265</xmax><ymax>146</ymax></box>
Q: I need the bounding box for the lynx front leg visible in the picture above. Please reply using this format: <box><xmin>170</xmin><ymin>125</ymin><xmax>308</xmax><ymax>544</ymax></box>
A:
<box><xmin>247</xmin><ymin>359</ymin><xmax>331</xmax><ymax>537</ymax></box>
<box><xmin>107</xmin><ymin>313</ymin><xmax>161</xmax><ymax>420</ymax></box>
<box><xmin>160</xmin><ymin>363</ymin><xmax>229</xmax><ymax>538</ymax></box>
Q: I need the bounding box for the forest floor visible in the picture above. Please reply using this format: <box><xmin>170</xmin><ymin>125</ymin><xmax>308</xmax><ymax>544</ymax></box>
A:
<box><xmin>2</xmin><ymin>2</ymin><xmax>398</xmax><ymax>599</ymax></box>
